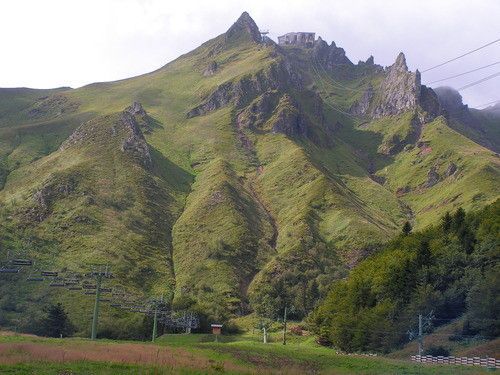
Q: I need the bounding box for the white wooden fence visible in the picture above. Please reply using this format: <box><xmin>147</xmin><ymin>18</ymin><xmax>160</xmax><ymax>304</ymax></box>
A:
<box><xmin>411</xmin><ymin>355</ymin><xmax>499</xmax><ymax>369</ymax></box>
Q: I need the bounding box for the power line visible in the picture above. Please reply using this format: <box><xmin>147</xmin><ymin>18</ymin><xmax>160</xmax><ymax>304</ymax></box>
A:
<box><xmin>457</xmin><ymin>72</ymin><xmax>500</xmax><ymax>91</ymax></box>
<box><xmin>474</xmin><ymin>99</ymin><xmax>500</xmax><ymax>108</ymax></box>
<box><xmin>310</xmin><ymin>57</ymin><xmax>368</xmax><ymax>123</ymax></box>
<box><xmin>421</xmin><ymin>38</ymin><xmax>500</xmax><ymax>73</ymax></box>
<box><xmin>426</xmin><ymin>61</ymin><xmax>500</xmax><ymax>84</ymax></box>
<box><xmin>313</xmin><ymin>57</ymin><xmax>370</xmax><ymax>93</ymax></box>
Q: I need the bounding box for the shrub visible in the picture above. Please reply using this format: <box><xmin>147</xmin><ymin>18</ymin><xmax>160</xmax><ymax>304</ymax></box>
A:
<box><xmin>289</xmin><ymin>325</ymin><xmax>303</xmax><ymax>336</ymax></box>
<box><xmin>425</xmin><ymin>345</ymin><xmax>450</xmax><ymax>357</ymax></box>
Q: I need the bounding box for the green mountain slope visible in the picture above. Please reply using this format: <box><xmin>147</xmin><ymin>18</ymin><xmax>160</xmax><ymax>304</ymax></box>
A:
<box><xmin>0</xmin><ymin>12</ymin><xmax>498</xmax><ymax>333</ymax></box>
<box><xmin>310</xmin><ymin>200</ymin><xmax>499</xmax><ymax>353</ymax></box>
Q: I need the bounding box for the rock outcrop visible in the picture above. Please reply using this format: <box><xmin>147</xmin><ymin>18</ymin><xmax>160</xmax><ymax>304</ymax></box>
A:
<box><xmin>419</xmin><ymin>85</ymin><xmax>441</xmax><ymax>120</ymax></box>
<box><xmin>26</xmin><ymin>175</ymin><xmax>79</xmax><ymax>222</ymax></box>
<box><xmin>125</xmin><ymin>101</ymin><xmax>147</xmax><ymax>117</ymax></box>
<box><xmin>434</xmin><ymin>86</ymin><xmax>473</xmax><ymax>123</ymax></box>
<box><xmin>350</xmin><ymin>85</ymin><xmax>374</xmax><ymax>116</ymax></box>
<box><xmin>350</xmin><ymin>52</ymin><xmax>440</xmax><ymax>122</ymax></box>
<box><xmin>313</xmin><ymin>37</ymin><xmax>353</xmax><ymax>69</ymax></box>
<box><xmin>186</xmin><ymin>81</ymin><xmax>234</xmax><ymax>118</ymax></box>
<box><xmin>424</xmin><ymin>166</ymin><xmax>440</xmax><ymax>188</ymax></box>
<box><xmin>120</xmin><ymin>111</ymin><xmax>153</xmax><ymax>169</ymax></box>
<box><xmin>236</xmin><ymin>91</ymin><xmax>279</xmax><ymax>130</ymax></box>
<box><xmin>187</xmin><ymin>59</ymin><xmax>302</xmax><ymax>118</ymax></box>
<box><xmin>27</xmin><ymin>94</ymin><xmax>80</xmax><ymax>119</ymax></box>
<box><xmin>445</xmin><ymin>162</ymin><xmax>457</xmax><ymax>177</ymax></box>
<box><xmin>60</xmin><ymin>104</ymin><xmax>152</xmax><ymax>169</ymax></box>
<box><xmin>270</xmin><ymin>94</ymin><xmax>308</xmax><ymax>137</ymax></box>
<box><xmin>421</xmin><ymin>162</ymin><xmax>459</xmax><ymax>189</ymax></box>
<box><xmin>371</xmin><ymin>53</ymin><xmax>421</xmax><ymax>118</ymax></box>
<box><xmin>235</xmin><ymin>90</ymin><xmax>311</xmax><ymax>137</ymax></box>
<box><xmin>225</xmin><ymin>11</ymin><xmax>262</xmax><ymax>44</ymax></box>
<box><xmin>203</xmin><ymin>61</ymin><xmax>218</xmax><ymax>76</ymax></box>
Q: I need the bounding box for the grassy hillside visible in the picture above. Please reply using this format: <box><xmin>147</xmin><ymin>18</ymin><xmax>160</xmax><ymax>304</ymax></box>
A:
<box><xmin>0</xmin><ymin>109</ymin><xmax>190</xmax><ymax>336</ymax></box>
<box><xmin>0</xmin><ymin>12</ymin><xmax>498</xmax><ymax>336</ymax></box>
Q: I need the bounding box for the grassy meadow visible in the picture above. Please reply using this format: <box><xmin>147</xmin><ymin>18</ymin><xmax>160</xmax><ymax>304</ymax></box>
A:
<box><xmin>0</xmin><ymin>330</ymin><xmax>491</xmax><ymax>374</ymax></box>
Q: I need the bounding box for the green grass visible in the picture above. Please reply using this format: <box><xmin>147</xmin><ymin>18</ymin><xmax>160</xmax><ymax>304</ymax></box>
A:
<box><xmin>379</xmin><ymin>116</ymin><xmax>499</xmax><ymax>228</ymax></box>
<box><xmin>0</xmin><ymin>332</ymin><xmax>489</xmax><ymax>374</ymax></box>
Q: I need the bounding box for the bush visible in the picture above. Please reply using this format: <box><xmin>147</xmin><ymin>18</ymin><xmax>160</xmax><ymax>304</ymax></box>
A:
<box><xmin>289</xmin><ymin>325</ymin><xmax>303</xmax><ymax>336</ymax></box>
<box><xmin>425</xmin><ymin>345</ymin><xmax>450</xmax><ymax>357</ymax></box>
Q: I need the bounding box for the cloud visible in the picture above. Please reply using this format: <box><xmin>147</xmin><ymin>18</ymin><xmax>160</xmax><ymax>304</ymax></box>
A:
<box><xmin>1</xmin><ymin>0</ymin><xmax>498</xmax><ymax>106</ymax></box>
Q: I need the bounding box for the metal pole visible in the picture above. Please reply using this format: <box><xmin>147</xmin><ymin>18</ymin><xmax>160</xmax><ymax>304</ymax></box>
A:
<box><xmin>91</xmin><ymin>273</ymin><xmax>102</xmax><ymax>340</ymax></box>
<box><xmin>418</xmin><ymin>314</ymin><xmax>423</xmax><ymax>356</ymax></box>
<box><xmin>152</xmin><ymin>307</ymin><xmax>158</xmax><ymax>342</ymax></box>
<box><xmin>282</xmin><ymin>306</ymin><xmax>287</xmax><ymax>345</ymax></box>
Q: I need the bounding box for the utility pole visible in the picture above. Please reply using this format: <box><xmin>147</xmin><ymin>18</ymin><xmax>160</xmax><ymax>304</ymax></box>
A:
<box><xmin>152</xmin><ymin>307</ymin><xmax>158</xmax><ymax>342</ymax></box>
<box><xmin>408</xmin><ymin>310</ymin><xmax>433</xmax><ymax>355</ymax></box>
<box><xmin>151</xmin><ymin>295</ymin><xmax>162</xmax><ymax>342</ymax></box>
<box><xmin>282</xmin><ymin>306</ymin><xmax>287</xmax><ymax>345</ymax></box>
<box><xmin>90</xmin><ymin>265</ymin><xmax>110</xmax><ymax>341</ymax></box>
<box><xmin>418</xmin><ymin>314</ymin><xmax>423</xmax><ymax>356</ymax></box>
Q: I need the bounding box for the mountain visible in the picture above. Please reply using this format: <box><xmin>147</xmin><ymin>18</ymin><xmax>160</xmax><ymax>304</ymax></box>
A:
<box><xmin>433</xmin><ymin>86</ymin><xmax>500</xmax><ymax>152</ymax></box>
<box><xmin>0</xmin><ymin>12</ymin><xmax>498</xmax><ymax>334</ymax></box>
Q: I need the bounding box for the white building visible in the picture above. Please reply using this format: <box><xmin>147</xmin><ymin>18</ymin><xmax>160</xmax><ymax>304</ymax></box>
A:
<box><xmin>277</xmin><ymin>32</ymin><xmax>315</xmax><ymax>47</ymax></box>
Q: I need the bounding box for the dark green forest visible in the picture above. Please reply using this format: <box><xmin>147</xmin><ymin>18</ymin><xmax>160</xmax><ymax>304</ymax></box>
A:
<box><xmin>310</xmin><ymin>200</ymin><xmax>499</xmax><ymax>353</ymax></box>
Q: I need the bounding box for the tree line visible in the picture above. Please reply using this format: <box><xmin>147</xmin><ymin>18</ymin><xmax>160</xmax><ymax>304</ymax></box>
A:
<box><xmin>309</xmin><ymin>200</ymin><xmax>499</xmax><ymax>353</ymax></box>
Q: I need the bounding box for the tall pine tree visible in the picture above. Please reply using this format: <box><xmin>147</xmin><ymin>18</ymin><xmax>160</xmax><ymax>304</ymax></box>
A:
<box><xmin>41</xmin><ymin>303</ymin><xmax>73</xmax><ymax>338</ymax></box>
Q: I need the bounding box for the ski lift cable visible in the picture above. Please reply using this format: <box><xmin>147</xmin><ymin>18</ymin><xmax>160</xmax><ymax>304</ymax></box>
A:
<box><xmin>421</xmin><ymin>38</ymin><xmax>500</xmax><ymax>73</ymax></box>
<box><xmin>457</xmin><ymin>72</ymin><xmax>500</xmax><ymax>91</ymax></box>
<box><xmin>425</xmin><ymin>61</ymin><xmax>500</xmax><ymax>84</ymax></box>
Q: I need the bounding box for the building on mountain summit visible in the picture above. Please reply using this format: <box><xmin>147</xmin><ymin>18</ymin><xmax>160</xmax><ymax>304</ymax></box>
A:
<box><xmin>278</xmin><ymin>32</ymin><xmax>315</xmax><ymax>47</ymax></box>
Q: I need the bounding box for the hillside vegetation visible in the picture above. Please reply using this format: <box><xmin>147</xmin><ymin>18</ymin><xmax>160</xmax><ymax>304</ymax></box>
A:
<box><xmin>310</xmin><ymin>200</ymin><xmax>499</xmax><ymax>353</ymax></box>
<box><xmin>0</xmin><ymin>12</ymin><xmax>499</xmax><ymax>337</ymax></box>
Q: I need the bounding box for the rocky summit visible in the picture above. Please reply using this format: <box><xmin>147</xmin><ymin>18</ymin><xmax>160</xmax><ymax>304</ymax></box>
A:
<box><xmin>0</xmin><ymin>12</ymin><xmax>498</xmax><ymax>334</ymax></box>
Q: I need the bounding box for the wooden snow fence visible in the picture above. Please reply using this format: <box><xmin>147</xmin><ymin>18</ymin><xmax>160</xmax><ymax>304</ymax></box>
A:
<box><xmin>411</xmin><ymin>355</ymin><xmax>499</xmax><ymax>369</ymax></box>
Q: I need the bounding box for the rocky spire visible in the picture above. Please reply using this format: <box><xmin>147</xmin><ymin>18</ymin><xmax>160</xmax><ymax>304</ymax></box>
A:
<box><xmin>225</xmin><ymin>11</ymin><xmax>261</xmax><ymax>44</ymax></box>
<box><xmin>367</xmin><ymin>52</ymin><xmax>421</xmax><ymax>118</ymax></box>
<box><xmin>393</xmin><ymin>52</ymin><xmax>408</xmax><ymax>71</ymax></box>
<box><xmin>349</xmin><ymin>51</ymin><xmax>440</xmax><ymax>121</ymax></box>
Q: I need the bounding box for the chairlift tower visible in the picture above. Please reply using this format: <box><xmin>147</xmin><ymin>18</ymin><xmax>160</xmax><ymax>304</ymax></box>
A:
<box><xmin>150</xmin><ymin>295</ymin><xmax>164</xmax><ymax>342</ymax></box>
<box><xmin>260</xmin><ymin>29</ymin><xmax>270</xmax><ymax>43</ymax></box>
<box><xmin>90</xmin><ymin>265</ymin><xmax>112</xmax><ymax>340</ymax></box>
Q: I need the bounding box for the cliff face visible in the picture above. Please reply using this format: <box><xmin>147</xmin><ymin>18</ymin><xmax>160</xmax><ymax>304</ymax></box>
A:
<box><xmin>120</xmin><ymin>111</ymin><xmax>153</xmax><ymax>170</ymax></box>
<box><xmin>349</xmin><ymin>52</ymin><xmax>440</xmax><ymax>123</ymax></box>
<box><xmin>372</xmin><ymin>53</ymin><xmax>421</xmax><ymax>117</ymax></box>
<box><xmin>313</xmin><ymin>37</ymin><xmax>353</xmax><ymax>69</ymax></box>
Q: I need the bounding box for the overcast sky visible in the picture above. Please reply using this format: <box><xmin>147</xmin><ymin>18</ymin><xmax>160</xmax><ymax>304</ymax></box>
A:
<box><xmin>1</xmin><ymin>0</ymin><xmax>499</xmax><ymax>107</ymax></box>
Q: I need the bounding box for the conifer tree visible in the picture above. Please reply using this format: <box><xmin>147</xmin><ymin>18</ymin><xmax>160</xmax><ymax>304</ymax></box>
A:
<box><xmin>402</xmin><ymin>221</ymin><xmax>412</xmax><ymax>236</ymax></box>
<box><xmin>42</xmin><ymin>303</ymin><xmax>73</xmax><ymax>338</ymax></box>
